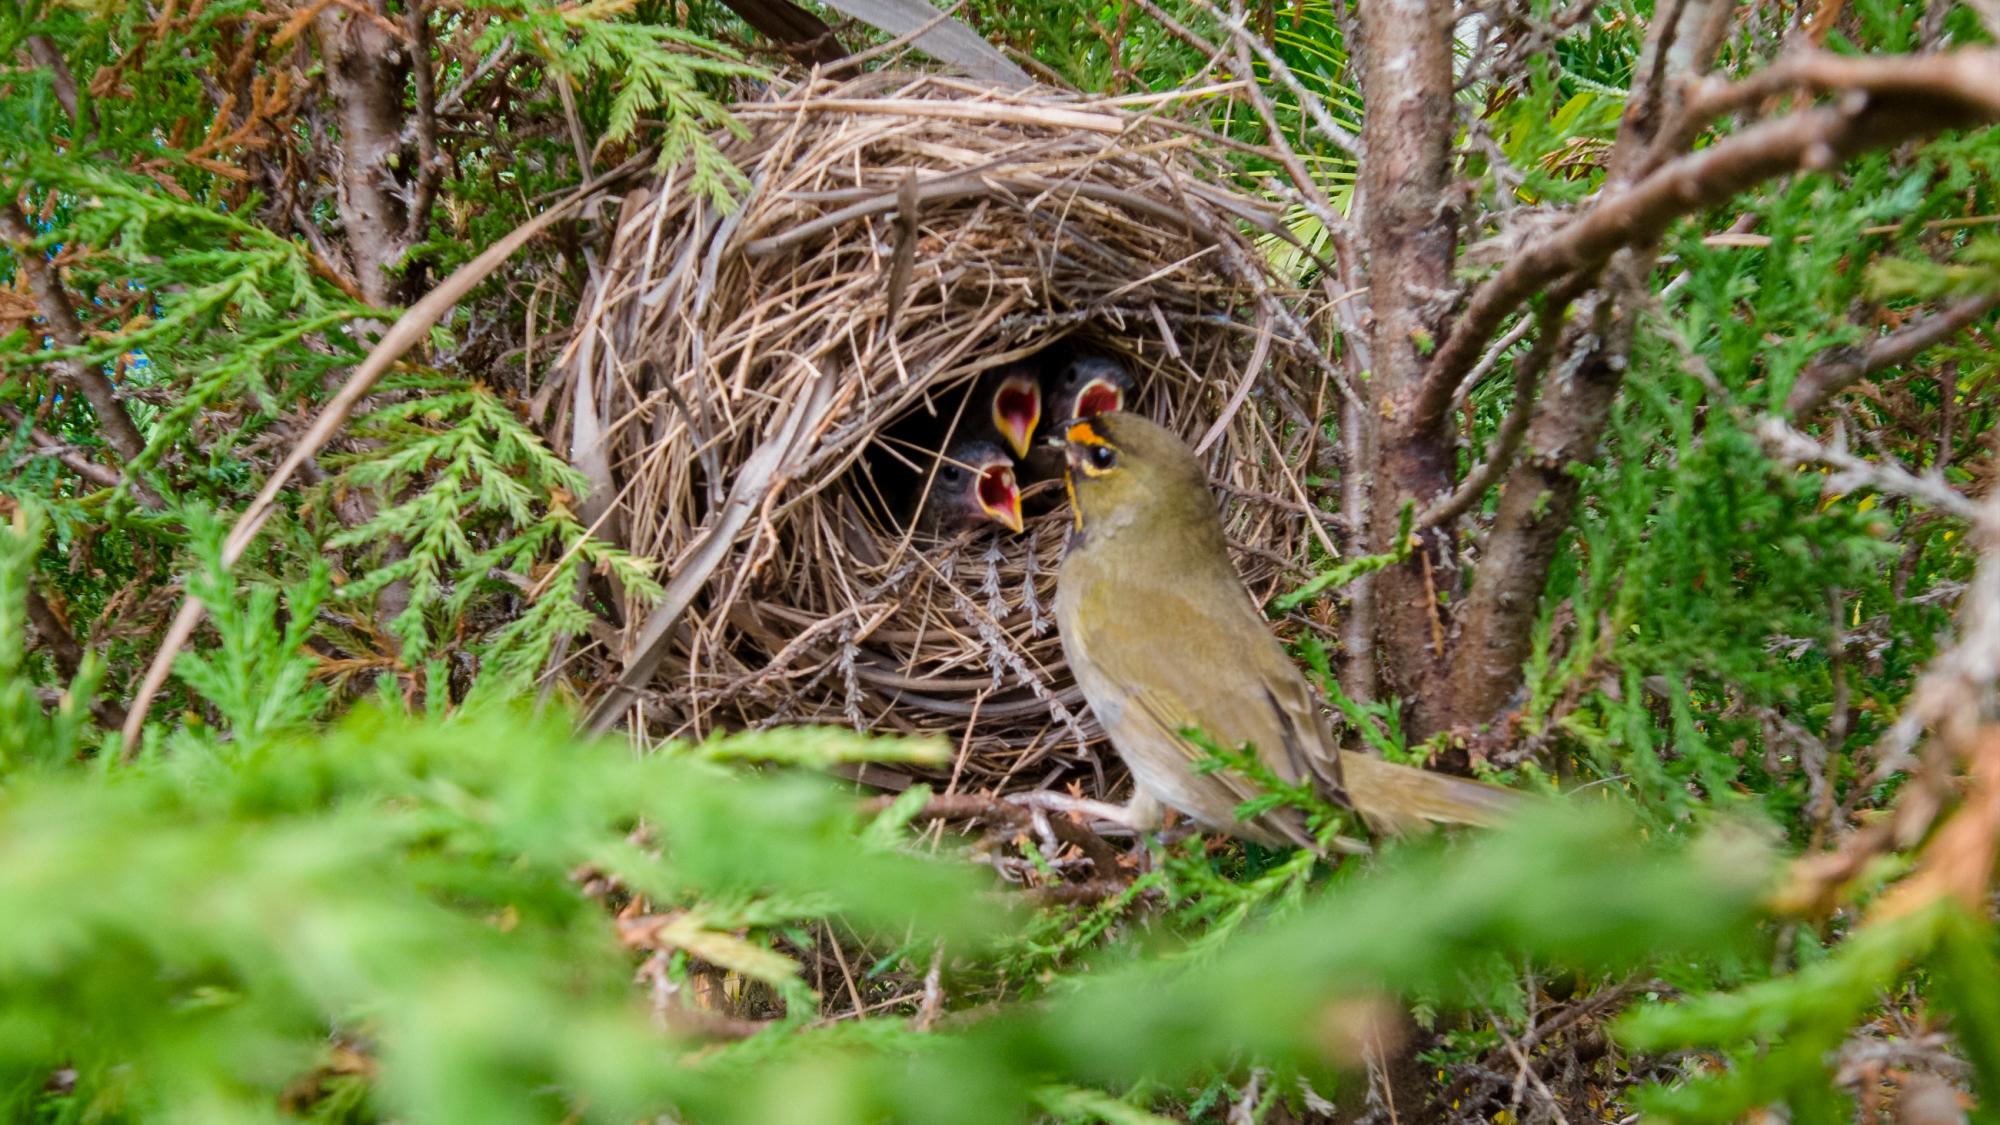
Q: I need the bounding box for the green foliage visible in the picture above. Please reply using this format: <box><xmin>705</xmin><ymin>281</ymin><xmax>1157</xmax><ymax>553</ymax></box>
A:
<box><xmin>0</xmin><ymin>704</ymin><xmax>1002</xmax><ymax>1123</ymax></box>
<box><xmin>493</xmin><ymin>0</ymin><xmax>766</xmax><ymax>205</ymax></box>
<box><xmin>0</xmin><ymin>503</ymin><xmax>106</xmax><ymax>769</ymax></box>
<box><xmin>1871</xmin><ymin>235</ymin><xmax>2000</xmax><ymax>300</ymax></box>
<box><xmin>0</xmin><ymin>695</ymin><xmax>1787</xmax><ymax>1123</ymax></box>
<box><xmin>324</xmin><ymin>372</ymin><xmax>663</xmax><ymax>676</ymax></box>
<box><xmin>1273</xmin><ymin>501</ymin><xmax>1413</xmax><ymax>612</ymax></box>
<box><xmin>1621</xmin><ymin>905</ymin><xmax>2000</xmax><ymax>1123</ymax></box>
<box><xmin>171</xmin><ymin>509</ymin><xmax>334</xmax><ymax>747</ymax></box>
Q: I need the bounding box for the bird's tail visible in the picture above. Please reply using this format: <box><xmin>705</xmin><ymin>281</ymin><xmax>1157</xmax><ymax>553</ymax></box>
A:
<box><xmin>1339</xmin><ymin>750</ymin><xmax>1525</xmax><ymax>835</ymax></box>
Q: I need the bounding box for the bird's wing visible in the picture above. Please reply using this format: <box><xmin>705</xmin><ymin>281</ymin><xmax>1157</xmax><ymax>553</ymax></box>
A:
<box><xmin>1079</xmin><ymin>576</ymin><xmax>1345</xmax><ymax>802</ymax></box>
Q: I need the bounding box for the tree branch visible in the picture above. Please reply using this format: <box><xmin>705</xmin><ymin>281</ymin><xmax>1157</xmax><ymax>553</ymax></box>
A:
<box><xmin>402</xmin><ymin>0</ymin><xmax>445</xmax><ymax>245</ymax></box>
<box><xmin>0</xmin><ymin>404</ymin><xmax>125</xmax><ymax>489</ymax></box>
<box><xmin>1784</xmin><ymin>293</ymin><xmax>1999</xmax><ymax>417</ymax></box>
<box><xmin>1758</xmin><ymin>418</ymin><xmax>1983</xmax><ymax>523</ymax></box>
<box><xmin>1416</xmin><ymin>48</ymin><xmax>2000</xmax><ymax>430</ymax></box>
<box><xmin>1416</xmin><ymin>286</ymin><xmax>1578</xmax><ymax>531</ymax></box>
<box><xmin>23</xmin><ymin>35</ymin><xmax>82</xmax><ymax>130</ymax></box>
<box><xmin>0</xmin><ymin>201</ymin><xmax>152</xmax><ymax>470</ymax></box>
<box><xmin>23</xmin><ymin>583</ymin><xmax>130</xmax><ymax>730</ymax></box>
<box><xmin>1357</xmin><ymin>0</ymin><xmax>1461</xmax><ymax>710</ymax></box>
<box><xmin>314</xmin><ymin>3</ymin><xmax>415</xmax><ymax>306</ymax></box>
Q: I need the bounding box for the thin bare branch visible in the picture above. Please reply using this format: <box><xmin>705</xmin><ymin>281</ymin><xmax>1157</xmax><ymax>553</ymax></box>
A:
<box><xmin>0</xmin><ymin>404</ymin><xmax>124</xmax><ymax>489</ymax></box>
<box><xmin>1417</xmin><ymin>49</ymin><xmax>2000</xmax><ymax>429</ymax></box>
<box><xmin>1416</xmin><ymin>288</ymin><xmax>1576</xmax><ymax>531</ymax></box>
<box><xmin>403</xmin><ymin>0</ymin><xmax>445</xmax><ymax>245</ymax></box>
<box><xmin>0</xmin><ymin>200</ymin><xmax>153</xmax><ymax>474</ymax></box>
<box><xmin>1757</xmin><ymin>417</ymin><xmax>1984</xmax><ymax>524</ymax></box>
<box><xmin>1785</xmin><ymin>293</ymin><xmax>2000</xmax><ymax>417</ymax></box>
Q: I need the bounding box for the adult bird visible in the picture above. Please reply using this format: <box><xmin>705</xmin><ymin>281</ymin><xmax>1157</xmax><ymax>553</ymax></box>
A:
<box><xmin>910</xmin><ymin>439</ymin><xmax>1024</xmax><ymax>538</ymax></box>
<box><xmin>1053</xmin><ymin>412</ymin><xmax>1520</xmax><ymax>848</ymax></box>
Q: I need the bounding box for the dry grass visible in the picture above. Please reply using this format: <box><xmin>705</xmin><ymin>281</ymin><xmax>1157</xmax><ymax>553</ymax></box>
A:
<box><xmin>562</xmin><ymin>69</ymin><xmax>1340</xmax><ymax>787</ymax></box>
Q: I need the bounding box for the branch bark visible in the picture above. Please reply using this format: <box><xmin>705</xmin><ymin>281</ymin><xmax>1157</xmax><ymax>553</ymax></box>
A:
<box><xmin>1785</xmin><ymin>293</ymin><xmax>2000</xmax><ymax>417</ymax></box>
<box><xmin>314</xmin><ymin>3</ymin><xmax>415</xmax><ymax>306</ymax></box>
<box><xmin>0</xmin><ymin>201</ymin><xmax>152</xmax><ymax>471</ymax></box>
<box><xmin>1417</xmin><ymin>48</ymin><xmax>2000</xmax><ymax>429</ymax></box>
<box><xmin>0</xmin><ymin>404</ymin><xmax>124</xmax><ymax>489</ymax></box>
<box><xmin>1415</xmin><ymin>284</ymin><xmax>1579</xmax><ymax>532</ymax></box>
<box><xmin>1357</xmin><ymin>0</ymin><xmax>1461</xmax><ymax>710</ymax></box>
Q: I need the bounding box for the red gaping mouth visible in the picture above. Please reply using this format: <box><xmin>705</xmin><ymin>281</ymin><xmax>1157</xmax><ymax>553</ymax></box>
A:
<box><xmin>1076</xmin><ymin>379</ymin><xmax>1122</xmax><ymax>419</ymax></box>
<box><xmin>976</xmin><ymin>465</ymin><xmax>1024</xmax><ymax>532</ymax></box>
<box><xmin>993</xmin><ymin>377</ymin><xmax>1041</xmax><ymax>458</ymax></box>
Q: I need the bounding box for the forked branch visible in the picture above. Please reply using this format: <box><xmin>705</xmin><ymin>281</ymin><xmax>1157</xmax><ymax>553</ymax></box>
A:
<box><xmin>1415</xmin><ymin>48</ymin><xmax>2000</xmax><ymax>431</ymax></box>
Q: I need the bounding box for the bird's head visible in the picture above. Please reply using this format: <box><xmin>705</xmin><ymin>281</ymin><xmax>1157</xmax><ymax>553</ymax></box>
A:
<box><xmin>986</xmin><ymin>366</ymin><xmax>1043</xmax><ymax>460</ymax></box>
<box><xmin>1050</xmin><ymin>355</ymin><xmax>1134</xmax><ymax>423</ymax></box>
<box><xmin>929</xmin><ymin>439</ymin><xmax>1024</xmax><ymax>534</ymax></box>
<box><xmin>1058</xmin><ymin>412</ymin><xmax>1211</xmax><ymax>538</ymax></box>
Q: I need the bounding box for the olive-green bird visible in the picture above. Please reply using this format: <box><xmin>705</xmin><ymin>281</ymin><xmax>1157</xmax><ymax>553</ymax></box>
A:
<box><xmin>1053</xmin><ymin>412</ymin><xmax>1522</xmax><ymax>849</ymax></box>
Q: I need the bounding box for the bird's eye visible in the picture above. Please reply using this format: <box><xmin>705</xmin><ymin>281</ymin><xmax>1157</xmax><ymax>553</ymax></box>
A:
<box><xmin>941</xmin><ymin>464</ymin><xmax>966</xmax><ymax>481</ymax></box>
<box><xmin>1088</xmin><ymin>445</ymin><xmax>1117</xmax><ymax>471</ymax></box>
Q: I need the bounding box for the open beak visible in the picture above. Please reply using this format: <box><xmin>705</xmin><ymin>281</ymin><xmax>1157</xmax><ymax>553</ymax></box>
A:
<box><xmin>975</xmin><ymin>463</ymin><xmax>1025</xmax><ymax>533</ymax></box>
<box><xmin>1074</xmin><ymin>377</ymin><xmax>1123</xmax><ymax>420</ymax></box>
<box><xmin>991</xmin><ymin>375</ymin><xmax>1041</xmax><ymax>460</ymax></box>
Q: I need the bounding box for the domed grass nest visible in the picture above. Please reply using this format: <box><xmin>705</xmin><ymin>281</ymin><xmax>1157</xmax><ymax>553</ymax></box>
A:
<box><xmin>568</xmin><ymin>70</ymin><xmax>1340</xmax><ymax>787</ymax></box>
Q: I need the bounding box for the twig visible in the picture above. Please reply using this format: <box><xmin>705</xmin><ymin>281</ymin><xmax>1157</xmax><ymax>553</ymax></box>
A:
<box><xmin>1757</xmin><ymin>417</ymin><xmax>1983</xmax><ymax>524</ymax></box>
<box><xmin>0</xmin><ymin>404</ymin><xmax>123</xmax><ymax>488</ymax></box>
<box><xmin>1417</xmin><ymin>49</ymin><xmax>2000</xmax><ymax>428</ymax></box>
<box><xmin>1784</xmin><ymin>293</ymin><xmax>1999</xmax><ymax>417</ymax></box>
<box><xmin>824</xmin><ymin>922</ymin><xmax>868</xmax><ymax>1018</ymax></box>
<box><xmin>1417</xmin><ymin>287</ymin><xmax>1575</xmax><ymax>531</ymax></box>
<box><xmin>402</xmin><ymin>0</ymin><xmax>444</xmax><ymax>244</ymax></box>
<box><xmin>1481</xmin><ymin>1000</ymin><xmax>1573</xmax><ymax>1125</ymax></box>
<box><xmin>1449</xmin><ymin>310</ymin><xmax>1540</xmax><ymax>418</ymax></box>
<box><xmin>0</xmin><ymin>200</ymin><xmax>154</xmax><ymax>478</ymax></box>
<box><xmin>23</xmin><ymin>35</ymin><xmax>82</xmax><ymax>131</ymax></box>
<box><xmin>1205</xmin><ymin>0</ymin><xmax>1364</xmax><ymax>158</ymax></box>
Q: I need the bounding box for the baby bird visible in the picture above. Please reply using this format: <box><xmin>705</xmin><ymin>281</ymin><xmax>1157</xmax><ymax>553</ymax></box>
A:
<box><xmin>1054</xmin><ymin>412</ymin><xmax>1521</xmax><ymax>848</ymax></box>
<box><xmin>1024</xmin><ymin>355</ymin><xmax>1135</xmax><ymax>483</ymax></box>
<box><xmin>977</xmin><ymin>363</ymin><xmax>1043</xmax><ymax>461</ymax></box>
<box><xmin>1049</xmin><ymin>355</ymin><xmax>1135</xmax><ymax>423</ymax></box>
<box><xmin>910</xmin><ymin>439</ymin><xmax>1024</xmax><ymax>538</ymax></box>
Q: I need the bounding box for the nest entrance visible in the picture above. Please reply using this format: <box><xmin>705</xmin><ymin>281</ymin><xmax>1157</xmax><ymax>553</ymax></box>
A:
<box><xmin>568</xmin><ymin>72</ymin><xmax>1336</xmax><ymax>786</ymax></box>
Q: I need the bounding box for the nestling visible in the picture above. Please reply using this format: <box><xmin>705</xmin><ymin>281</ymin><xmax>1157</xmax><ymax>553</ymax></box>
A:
<box><xmin>1053</xmin><ymin>412</ymin><xmax>1521</xmax><ymax>848</ymax></box>
<box><xmin>976</xmin><ymin>363</ymin><xmax>1044</xmax><ymax>461</ymax></box>
<box><xmin>1024</xmin><ymin>355</ymin><xmax>1135</xmax><ymax>483</ymax></box>
<box><xmin>910</xmin><ymin>439</ymin><xmax>1025</xmax><ymax>538</ymax></box>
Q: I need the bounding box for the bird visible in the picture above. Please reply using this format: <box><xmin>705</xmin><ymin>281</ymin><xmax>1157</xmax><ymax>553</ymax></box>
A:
<box><xmin>975</xmin><ymin>362</ymin><xmax>1043</xmax><ymax>461</ymax></box>
<box><xmin>1023</xmin><ymin>354</ymin><xmax>1135</xmax><ymax>483</ymax></box>
<box><xmin>1052</xmin><ymin>411</ymin><xmax>1522</xmax><ymax>848</ymax></box>
<box><xmin>909</xmin><ymin>439</ymin><xmax>1024</xmax><ymax>538</ymax></box>
<box><xmin>1048</xmin><ymin>354</ymin><xmax>1135</xmax><ymax>423</ymax></box>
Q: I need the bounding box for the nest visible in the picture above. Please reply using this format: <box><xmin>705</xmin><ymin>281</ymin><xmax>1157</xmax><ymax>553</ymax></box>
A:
<box><xmin>567</xmin><ymin>71</ymin><xmax>1337</xmax><ymax>786</ymax></box>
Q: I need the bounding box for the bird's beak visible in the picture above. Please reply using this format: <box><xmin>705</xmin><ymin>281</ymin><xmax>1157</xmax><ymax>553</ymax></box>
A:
<box><xmin>991</xmin><ymin>375</ymin><xmax>1041</xmax><ymax>460</ymax></box>
<box><xmin>1075</xmin><ymin>377</ymin><xmax>1123</xmax><ymax>419</ymax></box>
<box><xmin>975</xmin><ymin>463</ymin><xmax>1025</xmax><ymax>534</ymax></box>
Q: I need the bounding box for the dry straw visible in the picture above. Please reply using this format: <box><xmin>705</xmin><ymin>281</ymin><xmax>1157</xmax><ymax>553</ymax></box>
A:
<box><xmin>565</xmin><ymin>70</ymin><xmax>1338</xmax><ymax>787</ymax></box>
